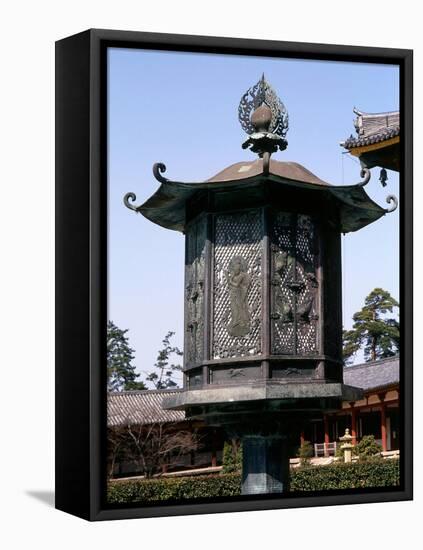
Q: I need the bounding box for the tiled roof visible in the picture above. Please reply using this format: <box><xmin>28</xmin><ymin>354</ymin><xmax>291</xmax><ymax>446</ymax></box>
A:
<box><xmin>342</xmin><ymin>126</ymin><xmax>400</xmax><ymax>149</ymax></box>
<box><xmin>341</xmin><ymin>110</ymin><xmax>399</xmax><ymax>150</ymax></box>
<box><xmin>343</xmin><ymin>356</ymin><xmax>399</xmax><ymax>392</ymax></box>
<box><xmin>107</xmin><ymin>389</ymin><xmax>185</xmax><ymax>427</ymax></box>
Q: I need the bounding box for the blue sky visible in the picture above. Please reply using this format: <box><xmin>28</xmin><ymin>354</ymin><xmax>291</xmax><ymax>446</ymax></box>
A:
<box><xmin>108</xmin><ymin>48</ymin><xmax>399</xmax><ymax>384</ymax></box>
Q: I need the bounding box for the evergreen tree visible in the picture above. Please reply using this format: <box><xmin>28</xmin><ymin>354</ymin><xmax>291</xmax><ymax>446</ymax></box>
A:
<box><xmin>107</xmin><ymin>321</ymin><xmax>146</xmax><ymax>391</ymax></box>
<box><xmin>145</xmin><ymin>331</ymin><xmax>183</xmax><ymax>389</ymax></box>
<box><xmin>343</xmin><ymin>288</ymin><xmax>399</xmax><ymax>364</ymax></box>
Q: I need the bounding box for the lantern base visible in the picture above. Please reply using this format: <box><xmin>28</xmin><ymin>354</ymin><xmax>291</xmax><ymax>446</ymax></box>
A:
<box><xmin>162</xmin><ymin>382</ymin><xmax>362</xmax><ymax>411</ymax></box>
<box><xmin>162</xmin><ymin>382</ymin><xmax>363</xmax><ymax>497</ymax></box>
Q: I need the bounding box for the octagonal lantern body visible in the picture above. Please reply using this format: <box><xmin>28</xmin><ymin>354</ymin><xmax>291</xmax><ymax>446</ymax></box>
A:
<box><xmin>182</xmin><ymin>181</ymin><xmax>342</xmax><ymax>391</ymax></box>
<box><xmin>125</xmin><ymin>154</ymin><xmax>389</xmax><ymax>410</ymax></box>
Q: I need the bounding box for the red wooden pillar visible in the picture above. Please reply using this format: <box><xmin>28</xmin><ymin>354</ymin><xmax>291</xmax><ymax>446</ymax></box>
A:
<box><xmin>350</xmin><ymin>403</ymin><xmax>357</xmax><ymax>445</ymax></box>
<box><xmin>300</xmin><ymin>430</ymin><xmax>305</xmax><ymax>446</ymax></box>
<box><xmin>323</xmin><ymin>415</ymin><xmax>330</xmax><ymax>457</ymax></box>
<box><xmin>380</xmin><ymin>403</ymin><xmax>387</xmax><ymax>452</ymax></box>
<box><xmin>378</xmin><ymin>393</ymin><xmax>387</xmax><ymax>452</ymax></box>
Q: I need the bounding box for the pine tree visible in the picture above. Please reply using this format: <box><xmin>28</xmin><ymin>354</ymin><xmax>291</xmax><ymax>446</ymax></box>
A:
<box><xmin>343</xmin><ymin>288</ymin><xmax>399</xmax><ymax>364</ymax></box>
<box><xmin>107</xmin><ymin>321</ymin><xmax>146</xmax><ymax>391</ymax></box>
<box><xmin>145</xmin><ymin>331</ymin><xmax>183</xmax><ymax>389</ymax></box>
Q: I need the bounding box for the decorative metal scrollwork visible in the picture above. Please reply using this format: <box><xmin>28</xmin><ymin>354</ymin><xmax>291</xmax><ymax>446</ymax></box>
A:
<box><xmin>357</xmin><ymin>167</ymin><xmax>371</xmax><ymax>187</ymax></box>
<box><xmin>123</xmin><ymin>162</ymin><xmax>171</xmax><ymax>211</ymax></box>
<box><xmin>238</xmin><ymin>74</ymin><xmax>289</xmax><ymax>138</ymax></box>
<box><xmin>385</xmin><ymin>194</ymin><xmax>398</xmax><ymax>213</ymax></box>
<box><xmin>238</xmin><ymin>75</ymin><xmax>289</xmax><ymax>168</ymax></box>
<box><xmin>355</xmin><ymin>168</ymin><xmax>398</xmax><ymax>213</ymax></box>
<box><xmin>123</xmin><ymin>192</ymin><xmax>139</xmax><ymax>211</ymax></box>
<box><xmin>153</xmin><ymin>162</ymin><xmax>169</xmax><ymax>184</ymax></box>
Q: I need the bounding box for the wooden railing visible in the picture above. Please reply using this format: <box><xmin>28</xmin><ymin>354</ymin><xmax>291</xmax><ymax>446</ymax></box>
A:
<box><xmin>314</xmin><ymin>442</ymin><xmax>338</xmax><ymax>457</ymax></box>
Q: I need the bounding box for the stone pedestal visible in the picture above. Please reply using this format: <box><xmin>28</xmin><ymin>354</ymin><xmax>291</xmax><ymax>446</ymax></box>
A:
<box><xmin>241</xmin><ymin>435</ymin><xmax>289</xmax><ymax>495</ymax></box>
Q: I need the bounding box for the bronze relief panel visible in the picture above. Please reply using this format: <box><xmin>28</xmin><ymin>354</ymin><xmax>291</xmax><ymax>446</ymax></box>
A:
<box><xmin>184</xmin><ymin>216</ymin><xmax>207</xmax><ymax>367</ymax></box>
<box><xmin>271</xmin><ymin>212</ymin><xmax>319</xmax><ymax>355</ymax></box>
<box><xmin>212</xmin><ymin>210</ymin><xmax>262</xmax><ymax>359</ymax></box>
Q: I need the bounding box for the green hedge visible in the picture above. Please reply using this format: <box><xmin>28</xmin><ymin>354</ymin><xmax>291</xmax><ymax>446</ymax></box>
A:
<box><xmin>108</xmin><ymin>473</ymin><xmax>241</xmax><ymax>504</ymax></box>
<box><xmin>222</xmin><ymin>440</ymin><xmax>243</xmax><ymax>473</ymax></box>
<box><xmin>108</xmin><ymin>460</ymin><xmax>399</xmax><ymax>504</ymax></box>
<box><xmin>290</xmin><ymin>459</ymin><xmax>400</xmax><ymax>491</ymax></box>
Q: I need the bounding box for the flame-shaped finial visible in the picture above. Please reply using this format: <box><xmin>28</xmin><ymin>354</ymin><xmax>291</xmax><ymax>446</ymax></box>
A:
<box><xmin>238</xmin><ymin>75</ymin><xmax>289</xmax><ymax>173</ymax></box>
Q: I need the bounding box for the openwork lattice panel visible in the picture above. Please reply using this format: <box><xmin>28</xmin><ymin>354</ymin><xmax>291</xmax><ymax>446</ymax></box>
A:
<box><xmin>271</xmin><ymin>212</ymin><xmax>319</xmax><ymax>355</ymax></box>
<box><xmin>212</xmin><ymin>210</ymin><xmax>262</xmax><ymax>359</ymax></box>
<box><xmin>184</xmin><ymin>217</ymin><xmax>207</xmax><ymax>366</ymax></box>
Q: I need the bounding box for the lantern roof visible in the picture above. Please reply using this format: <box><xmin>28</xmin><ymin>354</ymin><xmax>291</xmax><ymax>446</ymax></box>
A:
<box><xmin>124</xmin><ymin>76</ymin><xmax>398</xmax><ymax>233</ymax></box>
<box><xmin>124</xmin><ymin>159</ymin><xmax>396</xmax><ymax>234</ymax></box>
<box><xmin>207</xmin><ymin>159</ymin><xmax>328</xmax><ymax>185</ymax></box>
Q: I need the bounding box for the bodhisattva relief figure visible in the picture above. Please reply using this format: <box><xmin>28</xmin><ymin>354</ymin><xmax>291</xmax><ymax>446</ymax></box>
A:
<box><xmin>226</xmin><ymin>256</ymin><xmax>251</xmax><ymax>337</ymax></box>
<box><xmin>274</xmin><ymin>250</ymin><xmax>293</xmax><ymax>322</ymax></box>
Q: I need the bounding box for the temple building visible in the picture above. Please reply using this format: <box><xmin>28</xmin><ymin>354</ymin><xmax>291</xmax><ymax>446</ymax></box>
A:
<box><xmin>304</xmin><ymin>356</ymin><xmax>399</xmax><ymax>456</ymax></box>
<box><xmin>341</xmin><ymin>109</ymin><xmax>400</xmax><ymax>174</ymax></box>
<box><xmin>107</xmin><ymin>389</ymin><xmax>224</xmax><ymax>477</ymax></box>
<box><xmin>107</xmin><ymin>355</ymin><xmax>400</xmax><ymax>476</ymax></box>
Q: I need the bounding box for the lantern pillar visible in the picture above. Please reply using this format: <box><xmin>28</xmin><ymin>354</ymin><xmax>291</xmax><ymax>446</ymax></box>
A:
<box><xmin>242</xmin><ymin>435</ymin><xmax>289</xmax><ymax>495</ymax></box>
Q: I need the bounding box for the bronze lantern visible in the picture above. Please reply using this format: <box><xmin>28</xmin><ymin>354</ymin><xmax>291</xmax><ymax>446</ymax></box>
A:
<box><xmin>124</xmin><ymin>75</ymin><xmax>397</xmax><ymax>494</ymax></box>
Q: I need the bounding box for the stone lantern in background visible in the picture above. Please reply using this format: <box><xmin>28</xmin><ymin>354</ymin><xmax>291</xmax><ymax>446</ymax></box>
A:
<box><xmin>124</xmin><ymin>76</ymin><xmax>397</xmax><ymax>495</ymax></box>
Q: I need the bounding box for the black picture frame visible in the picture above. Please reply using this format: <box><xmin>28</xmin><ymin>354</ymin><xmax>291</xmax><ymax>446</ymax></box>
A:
<box><xmin>55</xmin><ymin>28</ymin><xmax>413</xmax><ymax>521</ymax></box>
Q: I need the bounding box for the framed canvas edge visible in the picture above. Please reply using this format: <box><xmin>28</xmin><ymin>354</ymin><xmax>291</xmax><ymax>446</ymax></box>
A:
<box><xmin>55</xmin><ymin>28</ymin><xmax>413</xmax><ymax>522</ymax></box>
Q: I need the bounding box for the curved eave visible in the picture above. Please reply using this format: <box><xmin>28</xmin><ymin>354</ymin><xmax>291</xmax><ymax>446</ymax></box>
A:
<box><xmin>328</xmin><ymin>185</ymin><xmax>386</xmax><ymax>233</ymax></box>
<box><xmin>137</xmin><ymin>176</ymin><xmax>263</xmax><ymax>232</ymax></box>
<box><xmin>135</xmin><ymin>174</ymin><xmax>387</xmax><ymax>234</ymax></box>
